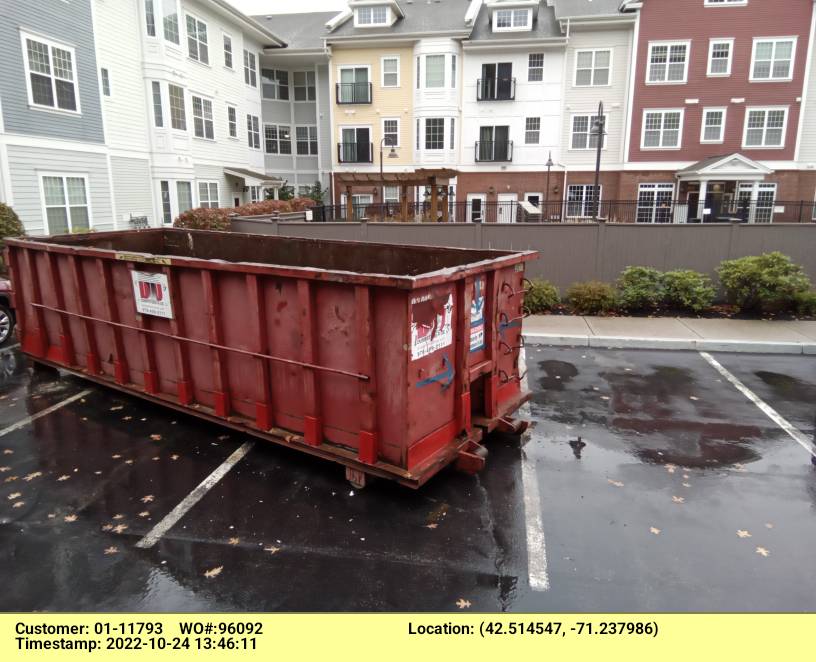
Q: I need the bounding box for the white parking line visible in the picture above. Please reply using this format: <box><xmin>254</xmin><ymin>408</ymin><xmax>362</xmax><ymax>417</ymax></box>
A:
<box><xmin>699</xmin><ymin>351</ymin><xmax>815</xmax><ymax>459</ymax></box>
<box><xmin>0</xmin><ymin>388</ymin><xmax>92</xmax><ymax>438</ymax></box>
<box><xmin>518</xmin><ymin>347</ymin><xmax>550</xmax><ymax>591</ymax></box>
<box><xmin>135</xmin><ymin>441</ymin><xmax>255</xmax><ymax>549</ymax></box>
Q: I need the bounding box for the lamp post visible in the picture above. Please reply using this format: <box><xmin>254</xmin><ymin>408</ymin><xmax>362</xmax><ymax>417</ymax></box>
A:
<box><xmin>590</xmin><ymin>101</ymin><xmax>606</xmax><ymax>222</ymax></box>
<box><xmin>545</xmin><ymin>151</ymin><xmax>555</xmax><ymax>212</ymax></box>
<box><xmin>380</xmin><ymin>138</ymin><xmax>398</xmax><ymax>217</ymax></box>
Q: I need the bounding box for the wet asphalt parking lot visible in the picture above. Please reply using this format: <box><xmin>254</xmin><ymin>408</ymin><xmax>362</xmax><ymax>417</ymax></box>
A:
<box><xmin>0</xmin><ymin>342</ymin><xmax>814</xmax><ymax>612</ymax></box>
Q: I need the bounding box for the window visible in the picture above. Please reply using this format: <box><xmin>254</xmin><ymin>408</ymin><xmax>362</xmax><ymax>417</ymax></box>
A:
<box><xmin>151</xmin><ymin>81</ymin><xmax>163</xmax><ymax>127</ymax></box>
<box><xmin>383</xmin><ymin>118</ymin><xmax>399</xmax><ymax>146</ymax></box>
<box><xmin>743</xmin><ymin>107</ymin><xmax>787</xmax><ymax>148</ymax></box>
<box><xmin>701</xmin><ymin>108</ymin><xmax>726</xmax><ymax>143</ymax></box>
<box><xmin>647</xmin><ymin>42</ymin><xmax>689</xmax><ymax>83</ymax></box>
<box><xmin>338</xmin><ymin>66</ymin><xmax>369</xmax><ymax>102</ymax></box>
<box><xmin>145</xmin><ymin>0</ymin><xmax>156</xmax><ymax>37</ymax></box>
<box><xmin>293</xmin><ymin>71</ymin><xmax>315</xmax><ymax>101</ymax></box>
<box><xmin>100</xmin><ymin>68</ymin><xmax>111</xmax><ymax>96</ymax></box>
<box><xmin>566</xmin><ymin>185</ymin><xmax>601</xmax><ymax>218</ymax></box>
<box><xmin>186</xmin><ymin>15</ymin><xmax>208</xmax><ymax>63</ymax></box>
<box><xmin>575</xmin><ymin>49</ymin><xmax>611</xmax><ymax>86</ymax></box>
<box><xmin>383</xmin><ymin>186</ymin><xmax>400</xmax><ymax>203</ymax></box>
<box><xmin>707</xmin><ymin>39</ymin><xmax>733</xmax><ymax>76</ymax></box>
<box><xmin>244</xmin><ymin>50</ymin><xmax>257</xmax><ymax>87</ymax></box>
<box><xmin>425</xmin><ymin>55</ymin><xmax>445</xmax><ymax>88</ymax></box>
<box><xmin>41</xmin><ymin>175</ymin><xmax>90</xmax><ymax>233</ymax></box>
<box><xmin>382</xmin><ymin>57</ymin><xmax>399</xmax><ymax>87</ymax></box>
<box><xmin>636</xmin><ymin>183</ymin><xmax>675</xmax><ymax>224</ymax></box>
<box><xmin>451</xmin><ymin>55</ymin><xmax>457</xmax><ymax>88</ymax></box>
<box><xmin>162</xmin><ymin>0</ymin><xmax>179</xmax><ymax>45</ymax></box>
<box><xmin>247</xmin><ymin>115</ymin><xmax>260</xmax><ymax>149</ymax></box>
<box><xmin>525</xmin><ymin>117</ymin><xmax>540</xmax><ymax>145</ymax></box>
<box><xmin>425</xmin><ymin>118</ymin><xmax>444</xmax><ymax>150</ymax></box>
<box><xmin>528</xmin><ymin>53</ymin><xmax>544</xmax><ymax>82</ymax></box>
<box><xmin>571</xmin><ymin>114</ymin><xmax>606</xmax><ymax>150</ymax></box>
<box><xmin>296</xmin><ymin>126</ymin><xmax>317</xmax><ymax>155</ymax></box>
<box><xmin>356</xmin><ymin>6</ymin><xmax>388</xmax><ymax>26</ymax></box>
<box><xmin>494</xmin><ymin>8</ymin><xmax>531</xmax><ymax>31</ymax></box>
<box><xmin>177</xmin><ymin>181</ymin><xmax>193</xmax><ymax>215</ymax></box>
<box><xmin>168</xmin><ymin>84</ymin><xmax>185</xmax><ymax>130</ymax></box>
<box><xmin>264</xmin><ymin>124</ymin><xmax>291</xmax><ymax>154</ymax></box>
<box><xmin>223</xmin><ymin>34</ymin><xmax>233</xmax><ymax>69</ymax></box>
<box><xmin>416</xmin><ymin>118</ymin><xmax>420</xmax><ymax>149</ymax></box>
<box><xmin>22</xmin><ymin>34</ymin><xmax>79</xmax><ymax>112</ymax></box>
<box><xmin>641</xmin><ymin>109</ymin><xmax>683</xmax><ymax>148</ymax></box>
<box><xmin>191</xmin><ymin>95</ymin><xmax>213</xmax><ymax>139</ymax></box>
<box><xmin>751</xmin><ymin>38</ymin><xmax>795</xmax><ymax>81</ymax></box>
<box><xmin>160</xmin><ymin>181</ymin><xmax>171</xmax><ymax>223</ymax></box>
<box><xmin>450</xmin><ymin>117</ymin><xmax>455</xmax><ymax>149</ymax></box>
<box><xmin>297</xmin><ymin>185</ymin><xmax>311</xmax><ymax>197</ymax></box>
<box><xmin>198</xmin><ymin>182</ymin><xmax>219</xmax><ymax>208</ymax></box>
<box><xmin>262</xmin><ymin>68</ymin><xmax>289</xmax><ymax>99</ymax></box>
<box><xmin>416</xmin><ymin>56</ymin><xmax>420</xmax><ymax>89</ymax></box>
<box><xmin>738</xmin><ymin>182</ymin><xmax>777</xmax><ymax>223</ymax></box>
<box><xmin>227</xmin><ymin>105</ymin><xmax>237</xmax><ymax>138</ymax></box>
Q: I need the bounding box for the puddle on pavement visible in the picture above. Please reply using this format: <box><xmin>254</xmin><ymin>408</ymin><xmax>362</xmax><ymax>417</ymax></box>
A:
<box><xmin>754</xmin><ymin>371</ymin><xmax>816</xmax><ymax>403</ymax></box>
<box><xmin>536</xmin><ymin>360</ymin><xmax>578</xmax><ymax>391</ymax></box>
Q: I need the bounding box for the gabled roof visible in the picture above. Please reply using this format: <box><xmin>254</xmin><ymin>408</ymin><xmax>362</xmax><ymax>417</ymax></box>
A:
<box><xmin>253</xmin><ymin>12</ymin><xmax>338</xmax><ymax>51</ymax></box>
<box><xmin>207</xmin><ymin>0</ymin><xmax>286</xmax><ymax>47</ymax></box>
<box><xmin>469</xmin><ymin>1</ymin><xmax>561</xmax><ymax>42</ymax></box>
<box><xmin>676</xmin><ymin>153</ymin><xmax>774</xmax><ymax>181</ymax></box>
<box><xmin>327</xmin><ymin>0</ymin><xmax>473</xmax><ymax>40</ymax></box>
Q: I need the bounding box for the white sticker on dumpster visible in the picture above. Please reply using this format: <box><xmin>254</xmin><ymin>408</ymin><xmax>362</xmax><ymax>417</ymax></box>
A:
<box><xmin>411</xmin><ymin>292</ymin><xmax>453</xmax><ymax>360</ymax></box>
<box><xmin>131</xmin><ymin>271</ymin><xmax>173</xmax><ymax>319</ymax></box>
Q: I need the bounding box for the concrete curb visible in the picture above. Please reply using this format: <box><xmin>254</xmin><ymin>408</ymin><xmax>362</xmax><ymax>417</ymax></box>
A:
<box><xmin>524</xmin><ymin>333</ymin><xmax>816</xmax><ymax>355</ymax></box>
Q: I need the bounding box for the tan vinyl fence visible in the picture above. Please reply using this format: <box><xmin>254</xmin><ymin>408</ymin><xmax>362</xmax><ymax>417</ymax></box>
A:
<box><xmin>229</xmin><ymin>218</ymin><xmax>816</xmax><ymax>291</ymax></box>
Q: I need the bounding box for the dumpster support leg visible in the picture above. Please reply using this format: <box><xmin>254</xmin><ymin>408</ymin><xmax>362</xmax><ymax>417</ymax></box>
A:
<box><xmin>98</xmin><ymin>259</ymin><xmax>129</xmax><ymax>385</ymax></box>
<box><xmin>247</xmin><ymin>274</ymin><xmax>273</xmax><ymax>430</ymax></box>
<box><xmin>298</xmin><ymin>280</ymin><xmax>322</xmax><ymax>446</ymax></box>
<box><xmin>201</xmin><ymin>270</ymin><xmax>230</xmax><ymax>416</ymax></box>
<box><xmin>355</xmin><ymin>285</ymin><xmax>378</xmax><ymax>464</ymax></box>
<box><xmin>165</xmin><ymin>267</ymin><xmax>193</xmax><ymax>405</ymax></box>
<box><xmin>69</xmin><ymin>255</ymin><xmax>101</xmax><ymax>375</ymax></box>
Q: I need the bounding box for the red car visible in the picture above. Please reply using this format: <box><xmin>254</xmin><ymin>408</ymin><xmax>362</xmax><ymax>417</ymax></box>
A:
<box><xmin>0</xmin><ymin>277</ymin><xmax>14</xmax><ymax>347</ymax></box>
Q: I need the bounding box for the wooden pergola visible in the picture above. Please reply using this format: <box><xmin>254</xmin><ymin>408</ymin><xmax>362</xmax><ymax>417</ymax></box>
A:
<box><xmin>335</xmin><ymin>169</ymin><xmax>458</xmax><ymax>222</ymax></box>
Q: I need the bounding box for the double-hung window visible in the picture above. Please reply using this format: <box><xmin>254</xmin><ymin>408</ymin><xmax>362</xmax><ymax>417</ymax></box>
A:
<box><xmin>223</xmin><ymin>34</ymin><xmax>233</xmax><ymax>69</ymax></box>
<box><xmin>145</xmin><ymin>0</ymin><xmax>157</xmax><ymax>37</ymax></box>
<box><xmin>151</xmin><ymin>81</ymin><xmax>163</xmax><ymax>127</ymax></box>
<box><xmin>262</xmin><ymin>69</ymin><xmax>289</xmax><ymax>99</ymax></box>
<box><xmin>571</xmin><ymin>114</ymin><xmax>606</xmax><ymax>149</ymax></box>
<box><xmin>751</xmin><ymin>38</ymin><xmax>795</xmax><ymax>81</ymax></box>
<box><xmin>264</xmin><ymin>124</ymin><xmax>291</xmax><ymax>154</ymax></box>
<box><xmin>295</xmin><ymin>126</ymin><xmax>317</xmax><ymax>155</ymax></box>
<box><xmin>186</xmin><ymin>15</ymin><xmax>208</xmax><ymax>63</ymax></box>
<box><xmin>247</xmin><ymin>114</ymin><xmax>260</xmax><ymax>149</ymax></box>
<box><xmin>566</xmin><ymin>185</ymin><xmax>601</xmax><ymax>219</ymax></box>
<box><xmin>41</xmin><ymin>175</ymin><xmax>90</xmax><ymax>233</ymax></box>
<box><xmin>168</xmin><ymin>84</ymin><xmax>186</xmax><ymax>130</ymax></box>
<box><xmin>177</xmin><ymin>181</ymin><xmax>193</xmax><ymax>215</ymax></box>
<box><xmin>425</xmin><ymin>118</ymin><xmax>444</xmax><ymax>150</ymax></box>
<box><xmin>198</xmin><ymin>182</ymin><xmax>219</xmax><ymax>208</ymax></box>
<box><xmin>636</xmin><ymin>184</ymin><xmax>675</xmax><ymax>224</ymax></box>
<box><xmin>22</xmin><ymin>34</ymin><xmax>79</xmax><ymax>112</ymax></box>
<box><xmin>162</xmin><ymin>0</ymin><xmax>180</xmax><ymax>45</ymax></box>
<box><xmin>226</xmin><ymin>105</ymin><xmax>237</xmax><ymax>138</ymax></box>
<box><xmin>100</xmin><ymin>68</ymin><xmax>111</xmax><ymax>96</ymax></box>
<box><xmin>244</xmin><ymin>50</ymin><xmax>257</xmax><ymax>87</ymax></box>
<box><xmin>293</xmin><ymin>71</ymin><xmax>315</xmax><ymax>100</ymax></box>
<box><xmin>641</xmin><ymin>109</ymin><xmax>683</xmax><ymax>148</ymax></box>
<box><xmin>382</xmin><ymin>57</ymin><xmax>399</xmax><ymax>87</ymax></box>
<box><xmin>525</xmin><ymin>117</ymin><xmax>540</xmax><ymax>145</ymax></box>
<box><xmin>528</xmin><ymin>53</ymin><xmax>544</xmax><ymax>82</ymax></box>
<box><xmin>575</xmin><ymin>49</ymin><xmax>611</xmax><ymax>86</ymax></box>
<box><xmin>425</xmin><ymin>55</ymin><xmax>445</xmax><ymax>88</ymax></box>
<box><xmin>743</xmin><ymin>107</ymin><xmax>787</xmax><ymax>148</ymax></box>
<box><xmin>647</xmin><ymin>42</ymin><xmax>689</xmax><ymax>83</ymax></box>
<box><xmin>191</xmin><ymin>95</ymin><xmax>213</xmax><ymax>139</ymax></box>
<box><xmin>707</xmin><ymin>39</ymin><xmax>733</xmax><ymax>76</ymax></box>
<box><xmin>383</xmin><ymin>118</ymin><xmax>399</xmax><ymax>146</ymax></box>
<box><xmin>701</xmin><ymin>108</ymin><xmax>726</xmax><ymax>143</ymax></box>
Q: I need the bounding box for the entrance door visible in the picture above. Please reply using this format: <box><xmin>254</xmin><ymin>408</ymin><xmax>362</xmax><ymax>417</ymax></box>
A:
<box><xmin>467</xmin><ymin>194</ymin><xmax>486</xmax><ymax>223</ymax></box>
<box><xmin>704</xmin><ymin>181</ymin><xmax>725</xmax><ymax>221</ymax></box>
<box><xmin>340</xmin><ymin>127</ymin><xmax>370</xmax><ymax>163</ymax></box>
<box><xmin>497</xmin><ymin>192</ymin><xmax>517</xmax><ymax>223</ymax></box>
<box><xmin>340</xmin><ymin>67</ymin><xmax>369</xmax><ymax>103</ymax></box>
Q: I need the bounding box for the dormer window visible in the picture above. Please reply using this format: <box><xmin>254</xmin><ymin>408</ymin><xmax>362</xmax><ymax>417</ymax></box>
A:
<box><xmin>493</xmin><ymin>8</ymin><xmax>532</xmax><ymax>32</ymax></box>
<box><xmin>356</xmin><ymin>5</ymin><xmax>389</xmax><ymax>26</ymax></box>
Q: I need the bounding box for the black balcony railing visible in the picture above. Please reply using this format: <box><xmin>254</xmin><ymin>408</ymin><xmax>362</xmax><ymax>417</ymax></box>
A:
<box><xmin>475</xmin><ymin>140</ymin><xmax>513</xmax><ymax>162</ymax></box>
<box><xmin>335</xmin><ymin>82</ymin><xmax>372</xmax><ymax>104</ymax></box>
<box><xmin>337</xmin><ymin>142</ymin><xmax>373</xmax><ymax>164</ymax></box>
<box><xmin>476</xmin><ymin>77</ymin><xmax>516</xmax><ymax>101</ymax></box>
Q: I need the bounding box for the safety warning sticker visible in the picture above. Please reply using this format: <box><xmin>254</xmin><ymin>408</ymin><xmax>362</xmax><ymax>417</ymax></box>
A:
<box><xmin>470</xmin><ymin>278</ymin><xmax>485</xmax><ymax>352</ymax></box>
<box><xmin>411</xmin><ymin>292</ymin><xmax>453</xmax><ymax>360</ymax></box>
<box><xmin>131</xmin><ymin>271</ymin><xmax>173</xmax><ymax>319</ymax></box>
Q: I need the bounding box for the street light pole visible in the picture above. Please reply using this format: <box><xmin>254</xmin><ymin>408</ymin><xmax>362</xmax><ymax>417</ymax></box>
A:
<box><xmin>545</xmin><ymin>151</ymin><xmax>554</xmax><ymax>212</ymax></box>
<box><xmin>379</xmin><ymin>137</ymin><xmax>398</xmax><ymax>218</ymax></box>
<box><xmin>591</xmin><ymin>101</ymin><xmax>605</xmax><ymax>222</ymax></box>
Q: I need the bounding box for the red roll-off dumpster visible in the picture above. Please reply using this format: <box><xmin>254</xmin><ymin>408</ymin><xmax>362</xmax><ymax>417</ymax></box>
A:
<box><xmin>5</xmin><ymin>229</ymin><xmax>536</xmax><ymax>488</ymax></box>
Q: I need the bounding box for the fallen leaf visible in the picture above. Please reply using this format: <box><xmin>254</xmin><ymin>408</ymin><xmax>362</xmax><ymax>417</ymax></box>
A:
<box><xmin>683</xmin><ymin>474</ymin><xmax>689</xmax><ymax>479</ymax></box>
<box><xmin>57</xmin><ymin>475</ymin><xmax>70</xmax><ymax>481</ymax></box>
<box><xmin>152</xmin><ymin>456</ymin><xmax>160</xmax><ymax>461</ymax></box>
<box><xmin>12</xmin><ymin>501</ymin><xmax>25</xmax><ymax>508</ymax></box>
<box><xmin>110</xmin><ymin>405</ymin><xmax>123</xmax><ymax>411</ymax></box>
<box><xmin>204</xmin><ymin>566</ymin><xmax>223</xmax><ymax>579</ymax></box>
<box><xmin>263</xmin><ymin>546</ymin><xmax>280</xmax><ymax>554</ymax></box>
<box><xmin>607</xmin><ymin>479</ymin><xmax>624</xmax><ymax>488</ymax></box>
<box><xmin>122</xmin><ymin>416</ymin><xmax>132</xmax><ymax>421</ymax></box>
<box><xmin>0</xmin><ymin>466</ymin><xmax>10</xmax><ymax>472</ymax></box>
<box><xmin>47</xmin><ymin>513</ymin><xmax>56</xmax><ymax>519</ymax></box>
<box><xmin>755</xmin><ymin>546</ymin><xmax>770</xmax><ymax>557</ymax></box>
<box><xmin>650</xmin><ymin>527</ymin><xmax>661</xmax><ymax>535</ymax></box>
<box><xmin>682</xmin><ymin>482</ymin><xmax>691</xmax><ymax>488</ymax></box>
<box><xmin>23</xmin><ymin>472</ymin><xmax>42</xmax><ymax>482</ymax></box>
<box><xmin>124</xmin><ymin>459</ymin><xmax>134</xmax><ymax>465</ymax></box>
<box><xmin>689</xmin><ymin>396</ymin><xmax>699</xmax><ymax>401</ymax></box>
<box><xmin>3</xmin><ymin>449</ymin><xmax>14</xmax><ymax>455</ymax></box>
<box><xmin>170</xmin><ymin>454</ymin><xmax>180</xmax><ymax>461</ymax></box>
<box><xmin>737</xmin><ymin>530</ymin><xmax>752</xmax><ymax>538</ymax></box>
<box><xmin>104</xmin><ymin>546</ymin><xmax>119</xmax><ymax>555</ymax></box>
<box><xmin>425</xmin><ymin>523</ymin><xmax>438</xmax><ymax>529</ymax></box>
<box><xmin>456</xmin><ymin>598</ymin><xmax>471</xmax><ymax>609</ymax></box>
<box><xmin>112</xmin><ymin>524</ymin><xmax>128</xmax><ymax>534</ymax></box>
<box><xmin>765</xmin><ymin>523</ymin><xmax>774</xmax><ymax>529</ymax></box>
<box><xmin>4</xmin><ymin>476</ymin><xmax>18</xmax><ymax>483</ymax></box>
<box><xmin>94</xmin><ymin>471</ymin><xmax>102</xmax><ymax>475</ymax></box>
<box><xmin>228</xmin><ymin>537</ymin><xmax>240</xmax><ymax>546</ymax></box>
<box><xmin>140</xmin><ymin>418</ymin><xmax>147</xmax><ymax>422</ymax></box>
<box><xmin>111</xmin><ymin>454</ymin><xmax>122</xmax><ymax>459</ymax></box>
<box><xmin>150</xmin><ymin>434</ymin><xmax>162</xmax><ymax>442</ymax></box>
<box><xmin>64</xmin><ymin>514</ymin><xmax>78</xmax><ymax>522</ymax></box>
<box><xmin>7</xmin><ymin>492</ymin><xmax>21</xmax><ymax>500</ymax></box>
<box><xmin>101</xmin><ymin>524</ymin><xmax>113</xmax><ymax>531</ymax></box>
<box><xmin>112</xmin><ymin>514</ymin><xmax>125</xmax><ymax>520</ymax></box>
<box><xmin>141</xmin><ymin>495</ymin><xmax>155</xmax><ymax>503</ymax></box>
<box><xmin>217</xmin><ymin>435</ymin><xmax>230</xmax><ymax>441</ymax></box>
<box><xmin>666</xmin><ymin>464</ymin><xmax>676</xmax><ymax>474</ymax></box>
<box><xmin>672</xmin><ymin>496</ymin><xmax>685</xmax><ymax>503</ymax></box>
<box><xmin>138</xmin><ymin>511</ymin><xmax>150</xmax><ymax>518</ymax></box>
<box><xmin>600</xmin><ymin>395</ymin><xmax>610</xmax><ymax>401</ymax></box>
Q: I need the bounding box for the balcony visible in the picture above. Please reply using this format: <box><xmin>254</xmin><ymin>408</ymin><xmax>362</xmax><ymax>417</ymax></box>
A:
<box><xmin>337</xmin><ymin>142</ymin><xmax>373</xmax><ymax>164</ymax></box>
<box><xmin>475</xmin><ymin>141</ymin><xmax>513</xmax><ymax>162</ymax></box>
<box><xmin>476</xmin><ymin>78</ymin><xmax>516</xmax><ymax>101</ymax></box>
<box><xmin>335</xmin><ymin>82</ymin><xmax>372</xmax><ymax>104</ymax></box>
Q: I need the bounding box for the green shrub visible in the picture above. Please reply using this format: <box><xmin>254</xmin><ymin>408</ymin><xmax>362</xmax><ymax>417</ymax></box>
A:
<box><xmin>794</xmin><ymin>290</ymin><xmax>816</xmax><ymax>317</ymax></box>
<box><xmin>717</xmin><ymin>252</ymin><xmax>811</xmax><ymax>313</ymax></box>
<box><xmin>662</xmin><ymin>270</ymin><xmax>716</xmax><ymax>313</ymax></box>
<box><xmin>0</xmin><ymin>203</ymin><xmax>24</xmax><ymax>244</ymax></box>
<box><xmin>566</xmin><ymin>281</ymin><xmax>618</xmax><ymax>315</ymax></box>
<box><xmin>617</xmin><ymin>266</ymin><xmax>663</xmax><ymax>312</ymax></box>
<box><xmin>524</xmin><ymin>279</ymin><xmax>560</xmax><ymax>313</ymax></box>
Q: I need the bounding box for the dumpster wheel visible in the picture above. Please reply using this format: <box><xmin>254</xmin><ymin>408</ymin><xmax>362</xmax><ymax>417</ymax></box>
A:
<box><xmin>345</xmin><ymin>466</ymin><xmax>368</xmax><ymax>490</ymax></box>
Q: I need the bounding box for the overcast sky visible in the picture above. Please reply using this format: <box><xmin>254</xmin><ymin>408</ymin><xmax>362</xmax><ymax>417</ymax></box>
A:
<box><xmin>225</xmin><ymin>0</ymin><xmax>347</xmax><ymax>15</ymax></box>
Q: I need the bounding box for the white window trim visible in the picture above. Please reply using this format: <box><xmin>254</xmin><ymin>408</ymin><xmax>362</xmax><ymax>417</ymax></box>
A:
<box><xmin>291</xmin><ymin>70</ymin><xmax>316</xmax><ymax>103</ymax></box>
<box><xmin>226</xmin><ymin>103</ymin><xmax>238</xmax><ymax>140</ymax></box>
<box><xmin>160</xmin><ymin>0</ymin><xmax>182</xmax><ymax>48</ymax></box>
<box><xmin>700</xmin><ymin>107</ymin><xmax>727</xmax><ymax>144</ymax></box>
<box><xmin>353</xmin><ymin>5</ymin><xmax>391</xmax><ymax>28</ymax></box>
<box><xmin>381</xmin><ymin>55</ymin><xmax>400</xmax><ymax>88</ymax></box>
<box><xmin>527</xmin><ymin>53</ymin><xmax>544</xmax><ymax>82</ymax></box>
<box><xmin>184</xmin><ymin>12</ymin><xmax>209</xmax><ymax>66</ymax></box>
<box><xmin>196</xmin><ymin>180</ymin><xmax>220</xmax><ymax>208</ymax></box>
<box><xmin>636</xmin><ymin>183</ymin><xmax>676</xmax><ymax>224</ymax></box>
<box><xmin>38</xmin><ymin>172</ymin><xmax>93</xmax><ymax>234</ymax></box>
<box><xmin>640</xmin><ymin>108</ymin><xmax>684</xmax><ymax>150</ymax></box>
<box><xmin>741</xmin><ymin>105</ymin><xmax>789</xmax><ymax>149</ymax></box>
<box><xmin>167</xmin><ymin>83</ymin><xmax>187</xmax><ymax>133</ymax></box>
<box><xmin>573</xmin><ymin>48</ymin><xmax>613</xmax><ymax>88</ymax></box>
<box><xmin>566</xmin><ymin>184</ymin><xmax>603</xmax><ymax>219</ymax></box>
<box><xmin>423</xmin><ymin>117</ymin><xmax>446</xmax><ymax>151</ymax></box>
<box><xmin>20</xmin><ymin>30</ymin><xmax>82</xmax><ymax>115</ymax></box>
<box><xmin>244</xmin><ymin>50</ymin><xmax>258</xmax><ymax>88</ymax></box>
<box><xmin>704</xmin><ymin>0</ymin><xmax>748</xmax><ymax>6</ymax></box>
<box><xmin>247</xmin><ymin>114</ymin><xmax>261</xmax><ymax>150</ymax></box>
<box><xmin>222</xmin><ymin>31</ymin><xmax>234</xmax><ymax>70</ymax></box>
<box><xmin>492</xmin><ymin>8</ymin><xmax>532</xmax><ymax>32</ymax></box>
<box><xmin>381</xmin><ymin>117</ymin><xmax>400</xmax><ymax>148</ymax></box>
<box><xmin>295</xmin><ymin>124</ymin><xmax>318</xmax><ymax>155</ymax></box>
<box><xmin>264</xmin><ymin>123</ymin><xmax>292</xmax><ymax>155</ymax></box>
<box><xmin>524</xmin><ymin>117</ymin><xmax>541</xmax><ymax>145</ymax></box>
<box><xmin>569</xmin><ymin>113</ymin><xmax>609</xmax><ymax>151</ymax></box>
<box><xmin>646</xmin><ymin>40</ymin><xmax>691</xmax><ymax>85</ymax></box>
<box><xmin>707</xmin><ymin>38</ymin><xmax>734</xmax><ymax>77</ymax></box>
<box><xmin>190</xmin><ymin>93</ymin><xmax>214</xmax><ymax>140</ymax></box>
<box><xmin>423</xmin><ymin>54</ymin><xmax>447</xmax><ymax>89</ymax></box>
<box><xmin>749</xmin><ymin>36</ymin><xmax>797</xmax><ymax>82</ymax></box>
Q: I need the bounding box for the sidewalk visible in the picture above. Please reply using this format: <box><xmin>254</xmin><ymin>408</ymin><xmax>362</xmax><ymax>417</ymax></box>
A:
<box><xmin>523</xmin><ymin>315</ymin><xmax>816</xmax><ymax>355</ymax></box>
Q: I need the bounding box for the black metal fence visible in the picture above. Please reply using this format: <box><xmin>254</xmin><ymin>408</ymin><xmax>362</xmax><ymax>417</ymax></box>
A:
<box><xmin>311</xmin><ymin>199</ymin><xmax>816</xmax><ymax>224</ymax></box>
<box><xmin>337</xmin><ymin>142</ymin><xmax>373</xmax><ymax>164</ymax></box>
<box><xmin>476</xmin><ymin>78</ymin><xmax>516</xmax><ymax>101</ymax></box>
<box><xmin>475</xmin><ymin>141</ymin><xmax>513</xmax><ymax>162</ymax></box>
<box><xmin>335</xmin><ymin>82</ymin><xmax>372</xmax><ymax>104</ymax></box>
